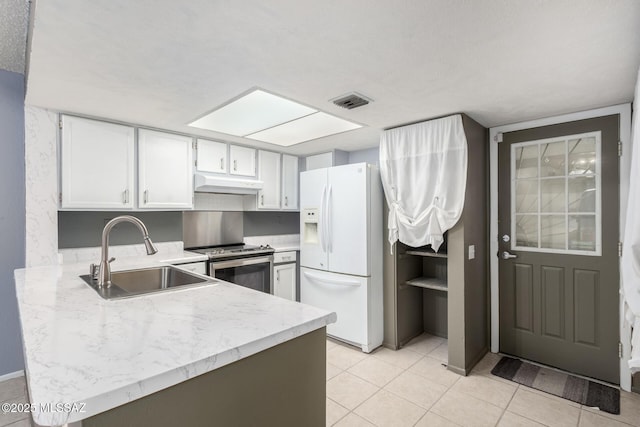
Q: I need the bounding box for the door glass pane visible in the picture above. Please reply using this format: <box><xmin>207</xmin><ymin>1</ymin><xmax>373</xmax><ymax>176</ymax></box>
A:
<box><xmin>515</xmin><ymin>215</ymin><xmax>538</xmax><ymax>247</ymax></box>
<box><xmin>568</xmin><ymin>177</ymin><xmax>596</xmax><ymax>213</ymax></box>
<box><xmin>510</xmin><ymin>131</ymin><xmax>600</xmax><ymax>255</ymax></box>
<box><xmin>515</xmin><ymin>145</ymin><xmax>538</xmax><ymax>178</ymax></box>
<box><xmin>568</xmin><ymin>137</ymin><xmax>596</xmax><ymax>175</ymax></box>
<box><xmin>540</xmin><ymin>141</ymin><xmax>566</xmax><ymax>177</ymax></box>
<box><xmin>541</xmin><ymin>215</ymin><xmax>566</xmax><ymax>250</ymax></box>
<box><xmin>540</xmin><ymin>178</ymin><xmax>565</xmax><ymax>213</ymax></box>
<box><xmin>515</xmin><ymin>180</ymin><xmax>538</xmax><ymax>213</ymax></box>
<box><xmin>569</xmin><ymin>215</ymin><xmax>596</xmax><ymax>251</ymax></box>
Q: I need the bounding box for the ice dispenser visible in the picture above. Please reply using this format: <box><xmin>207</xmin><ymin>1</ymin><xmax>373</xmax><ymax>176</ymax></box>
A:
<box><xmin>303</xmin><ymin>208</ymin><xmax>319</xmax><ymax>244</ymax></box>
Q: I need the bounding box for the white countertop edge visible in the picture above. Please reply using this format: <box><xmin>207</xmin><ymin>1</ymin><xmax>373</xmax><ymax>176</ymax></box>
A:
<box><xmin>30</xmin><ymin>314</ymin><xmax>335</xmax><ymax>426</ymax></box>
<box><xmin>159</xmin><ymin>251</ymin><xmax>209</xmax><ymax>264</ymax></box>
<box><xmin>272</xmin><ymin>245</ymin><xmax>300</xmax><ymax>252</ymax></box>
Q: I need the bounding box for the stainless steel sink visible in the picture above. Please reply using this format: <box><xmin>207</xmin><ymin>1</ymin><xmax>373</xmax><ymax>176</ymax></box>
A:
<box><xmin>80</xmin><ymin>265</ymin><xmax>216</xmax><ymax>300</ymax></box>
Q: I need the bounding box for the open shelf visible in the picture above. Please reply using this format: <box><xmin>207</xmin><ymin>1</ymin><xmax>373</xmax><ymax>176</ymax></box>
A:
<box><xmin>405</xmin><ymin>250</ymin><xmax>448</xmax><ymax>258</ymax></box>
<box><xmin>405</xmin><ymin>276</ymin><xmax>448</xmax><ymax>292</ymax></box>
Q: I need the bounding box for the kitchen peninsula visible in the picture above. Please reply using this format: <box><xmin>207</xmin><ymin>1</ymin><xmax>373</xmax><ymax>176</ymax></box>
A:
<box><xmin>14</xmin><ymin>251</ymin><xmax>335</xmax><ymax>427</ymax></box>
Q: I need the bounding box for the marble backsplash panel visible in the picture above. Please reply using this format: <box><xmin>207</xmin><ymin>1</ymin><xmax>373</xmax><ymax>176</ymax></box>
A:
<box><xmin>24</xmin><ymin>106</ymin><xmax>59</xmax><ymax>268</ymax></box>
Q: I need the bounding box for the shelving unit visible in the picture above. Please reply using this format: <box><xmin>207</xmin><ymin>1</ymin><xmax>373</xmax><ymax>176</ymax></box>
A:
<box><xmin>382</xmin><ymin>113</ymin><xmax>489</xmax><ymax>376</ymax></box>
<box><xmin>404</xmin><ymin>248</ymin><xmax>448</xmax><ymax>292</ymax></box>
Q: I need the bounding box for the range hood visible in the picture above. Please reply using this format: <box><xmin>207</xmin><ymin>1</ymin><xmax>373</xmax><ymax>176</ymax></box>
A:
<box><xmin>194</xmin><ymin>173</ymin><xmax>263</xmax><ymax>195</ymax></box>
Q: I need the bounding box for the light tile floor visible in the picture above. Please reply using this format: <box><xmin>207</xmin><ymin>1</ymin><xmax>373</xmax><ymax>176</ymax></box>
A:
<box><xmin>1</xmin><ymin>333</ymin><xmax>638</xmax><ymax>427</ymax></box>
<box><xmin>0</xmin><ymin>376</ymin><xmax>31</xmax><ymax>427</ymax></box>
<box><xmin>326</xmin><ymin>334</ymin><xmax>640</xmax><ymax>427</ymax></box>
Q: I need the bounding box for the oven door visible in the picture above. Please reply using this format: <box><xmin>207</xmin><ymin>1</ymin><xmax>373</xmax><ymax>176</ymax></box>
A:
<box><xmin>209</xmin><ymin>255</ymin><xmax>273</xmax><ymax>294</ymax></box>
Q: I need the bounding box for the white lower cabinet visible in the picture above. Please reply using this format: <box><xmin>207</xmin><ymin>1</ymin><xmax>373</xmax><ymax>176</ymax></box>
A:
<box><xmin>138</xmin><ymin>129</ymin><xmax>193</xmax><ymax>209</ymax></box>
<box><xmin>274</xmin><ymin>263</ymin><xmax>296</xmax><ymax>301</ymax></box>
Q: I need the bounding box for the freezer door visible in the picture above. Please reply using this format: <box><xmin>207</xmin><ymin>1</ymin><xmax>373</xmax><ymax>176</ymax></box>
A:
<box><xmin>300</xmin><ymin>168</ymin><xmax>329</xmax><ymax>270</ymax></box>
<box><xmin>327</xmin><ymin>163</ymin><xmax>369</xmax><ymax>276</ymax></box>
<box><xmin>300</xmin><ymin>268</ymin><xmax>367</xmax><ymax>345</ymax></box>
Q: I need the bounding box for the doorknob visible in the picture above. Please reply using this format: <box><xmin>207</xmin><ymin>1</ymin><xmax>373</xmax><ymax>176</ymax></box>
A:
<box><xmin>501</xmin><ymin>251</ymin><xmax>518</xmax><ymax>260</ymax></box>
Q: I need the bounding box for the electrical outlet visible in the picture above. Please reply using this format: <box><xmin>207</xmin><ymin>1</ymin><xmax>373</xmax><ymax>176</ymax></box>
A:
<box><xmin>468</xmin><ymin>245</ymin><xmax>475</xmax><ymax>260</ymax></box>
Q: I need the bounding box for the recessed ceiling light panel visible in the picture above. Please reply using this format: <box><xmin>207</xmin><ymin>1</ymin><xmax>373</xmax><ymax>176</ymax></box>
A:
<box><xmin>188</xmin><ymin>89</ymin><xmax>316</xmax><ymax>136</ymax></box>
<box><xmin>246</xmin><ymin>112</ymin><xmax>362</xmax><ymax>146</ymax></box>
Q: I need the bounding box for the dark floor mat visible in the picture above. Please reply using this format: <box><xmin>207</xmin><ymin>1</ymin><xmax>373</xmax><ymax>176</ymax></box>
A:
<box><xmin>491</xmin><ymin>356</ymin><xmax>620</xmax><ymax>414</ymax></box>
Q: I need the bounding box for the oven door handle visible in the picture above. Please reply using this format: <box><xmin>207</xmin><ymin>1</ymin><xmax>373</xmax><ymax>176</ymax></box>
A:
<box><xmin>210</xmin><ymin>256</ymin><xmax>273</xmax><ymax>270</ymax></box>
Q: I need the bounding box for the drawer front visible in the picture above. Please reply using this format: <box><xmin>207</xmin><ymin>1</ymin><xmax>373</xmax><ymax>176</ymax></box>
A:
<box><xmin>274</xmin><ymin>251</ymin><xmax>297</xmax><ymax>264</ymax></box>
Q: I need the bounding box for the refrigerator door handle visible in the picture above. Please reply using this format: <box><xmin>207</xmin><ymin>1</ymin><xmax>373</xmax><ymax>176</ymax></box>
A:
<box><xmin>304</xmin><ymin>271</ymin><xmax>361</xmax><ymax>287</ymax></box>
<box><xmin>319</xmin><ymin>184</ymin><xmax>327</xmax><ymax>252</ymax></box>
<box><xmin>327</xmin><ymin>185</ymin><xmax>333</xmax><ymax>253</ymax></box>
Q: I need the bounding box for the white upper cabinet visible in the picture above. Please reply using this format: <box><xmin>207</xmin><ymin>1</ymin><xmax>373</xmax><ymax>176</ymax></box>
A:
<box><xmin>196</xmin><ymin>139</ymin><xmax>227</xmax><ymax>174</ymax></box>
<box><xmin>281</xmin><ymin>154</ymin><xmax>299</xmax><ymax>210</ymax></box>
<box><xmin>60</xmin><ymin>115</ymin><xmax>135</xmax><ymax>209</ymax></box>
<box><xmin>138</xmin><ymin>129</ymin><xmax>193</xmax><ymax>209</ymax></box>
<box><xmin>258</xmin><ymin>150</ymin><xmax>281</xmax><ymax>209</ymax></box>
<box><xmin>229</xmin><ymin>145</ymin><xmax>256</xmax><ymax>177</ymax></box>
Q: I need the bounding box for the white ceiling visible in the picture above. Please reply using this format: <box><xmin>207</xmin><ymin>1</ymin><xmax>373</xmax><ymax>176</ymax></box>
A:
<box><xmin>0</xmin><ymin>0</ymin><xmax>29</xmax><ymax>74</ymax></box>
<box><xmin>24</xmin><ymin>0</ymin><xmax>640</xmax><ymax>155</ymax></box>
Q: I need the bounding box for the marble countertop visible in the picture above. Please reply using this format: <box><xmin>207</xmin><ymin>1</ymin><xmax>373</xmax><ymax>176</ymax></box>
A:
<box><xmin>14</xmin><ymin>253</ymin><xmax>335</xmax><ymax>426</ymax></box>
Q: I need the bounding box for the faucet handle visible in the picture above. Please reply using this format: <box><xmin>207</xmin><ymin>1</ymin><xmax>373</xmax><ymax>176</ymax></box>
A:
<box><xmin>90</xmin><ymin>263</ymin><xmax>99</xmax><ymax>280</ymax></box>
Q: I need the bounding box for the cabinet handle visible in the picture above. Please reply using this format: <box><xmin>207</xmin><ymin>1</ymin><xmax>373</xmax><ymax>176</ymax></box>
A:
<box><xmin>285</xmin><ymin>196</ymin><xmax>288</xmax><ymax>207</ymax></box>
<box><xmin>277</xmin><ymin>270</ymin><xmax>280</xmax><ymax>281</ymax></box>
<box><xmin>144</xmin><ymin>190</ymin><xmax>149</xmax><ymax>204</ymax></box>
<box><xmin>122</xmin><ymin>189</ymin><xmax>129</xmax><ymax>204</ymax></box>
<box><xmin>261</xmin><ymin>195</ymin><xmax>264</xmax><ymax>205</ymax></box>
<box><xmin>220</xmin><ymin>158</ymin><xmax>224</xmax><ymax>170</ymax></box>
<box><xmin>233</xmin><ymin>160</ymin><xmax>238</xmax><ymax>171</ymax></box>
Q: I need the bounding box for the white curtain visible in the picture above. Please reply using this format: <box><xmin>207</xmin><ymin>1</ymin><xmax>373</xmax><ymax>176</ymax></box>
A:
<box><xmin>379</xmin><ymin>114</ymin><xmax>468</xmax><ymax>251</ymax></box>
<box><xmin>622</xmin><ymin>66</ymin><xmax>640</xmax><ymax>373</ymax></box>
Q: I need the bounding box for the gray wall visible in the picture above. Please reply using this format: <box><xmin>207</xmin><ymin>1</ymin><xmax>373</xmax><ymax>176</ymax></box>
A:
<box><xmin>58</xmin><ymin>212</ymin><xmax>183</xmax><ymax>248</ymax></box>
<box><xmin>348</xmin><ymin>147</ymin><xmax>379</xmax><ymax>166</ymax></box>
<box><xmin>0</xmin><ymin>70</ymin><xmax>26</xmax><ymax>376</ymax></box>
<box><xmin>243</xmin><ymin>212</ymin><xmax>299</xmax><ymax>237</ymax></box>
<box><xmin>58</xmin><ymin>210</ymin><xmax>301</xmax><ymax>248</ymax></box>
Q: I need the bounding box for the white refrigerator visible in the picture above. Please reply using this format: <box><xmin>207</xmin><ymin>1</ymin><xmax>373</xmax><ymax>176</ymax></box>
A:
<box><xmin>300</xmin><ymin>162</ymin><xmax>383</xmax><ymax>353</ymax></box>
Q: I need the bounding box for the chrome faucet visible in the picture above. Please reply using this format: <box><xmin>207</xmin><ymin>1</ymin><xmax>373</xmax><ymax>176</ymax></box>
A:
<box><xmin>95</xmin><ymin>215</ymin><xmax>158</xmax><ymax>287</ymax></box>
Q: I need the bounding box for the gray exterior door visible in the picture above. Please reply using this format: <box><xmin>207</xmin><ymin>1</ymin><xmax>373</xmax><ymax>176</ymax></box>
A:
<box><xmin>498</xmin><ymin>115</ymin><xmax>620</xmax><ymax>384</ymax></box>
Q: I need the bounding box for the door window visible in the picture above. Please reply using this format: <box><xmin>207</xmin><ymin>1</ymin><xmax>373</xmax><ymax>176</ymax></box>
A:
<box><xmin>511</xmin><ymin>131</ymin><xmax>601</xmax><ymax>255</ymax></box>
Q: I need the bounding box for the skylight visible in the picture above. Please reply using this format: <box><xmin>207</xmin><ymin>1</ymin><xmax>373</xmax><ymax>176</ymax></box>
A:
<box><xmin>188</xmin><ymin>89</ymin><xmax>362</xmax><ymax>146</ymax></box>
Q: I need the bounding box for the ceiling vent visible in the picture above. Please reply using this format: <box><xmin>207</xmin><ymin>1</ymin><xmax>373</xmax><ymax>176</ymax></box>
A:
<box><xmin>332</xmin><ymin>92</ymin><xmax>371</xmax><ymax>110</ymax></box>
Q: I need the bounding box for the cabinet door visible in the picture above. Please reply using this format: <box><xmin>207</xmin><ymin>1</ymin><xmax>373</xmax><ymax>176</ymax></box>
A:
<box><xmin>138</xmin><ymin>129</ymin><xmax>193</xmax><ymax>209</ymax></box>
<box><xmin>274</xmin><ymin>263</ymin><xmax>296</xmax><ymax>301</ymax></box>
<box><xmin>281</xmin><ymin>154</ymin><xmax>299</xmax><ymax>210</ymax></box>
<box><xmin>61</xmin><ymin>116</ymin><xmax>135</xmax><ymax>209</ymax></box>
<box><xmin>196</xmin><ymin>139</ymin><xmax>227</xmax><ymax>174</ymax></box>
<box><xmin>229</xmin><ymin>145</ymin><xmax>256</xmax><ymax>177</ymax></box>
<box><xmin>258</xmin><ymin>150</ymin><xmax>281</xmax><ymax>209</ymax></box>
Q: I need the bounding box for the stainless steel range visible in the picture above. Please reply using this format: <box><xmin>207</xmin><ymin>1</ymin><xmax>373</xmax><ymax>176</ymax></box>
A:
<box><xmin>183</xmin><ymin>212</ymin><xmax>274</xmax><ymax>294</ymax></box>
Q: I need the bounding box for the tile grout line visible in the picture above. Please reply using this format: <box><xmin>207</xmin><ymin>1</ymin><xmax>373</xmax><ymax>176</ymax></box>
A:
<box><xmin>495</xmin><ymin>383</ymin><xmax>520</xmax><ymax>426</ymax></box>
<box><xmin>410</xmin><ymin>362</ymin><xmax>462</xmax><ymax>427</ymax></box>
<box><xmin>347</xmin><ymin>349</ymin><xmax>436</xmax><ymax>427</ymax></box>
